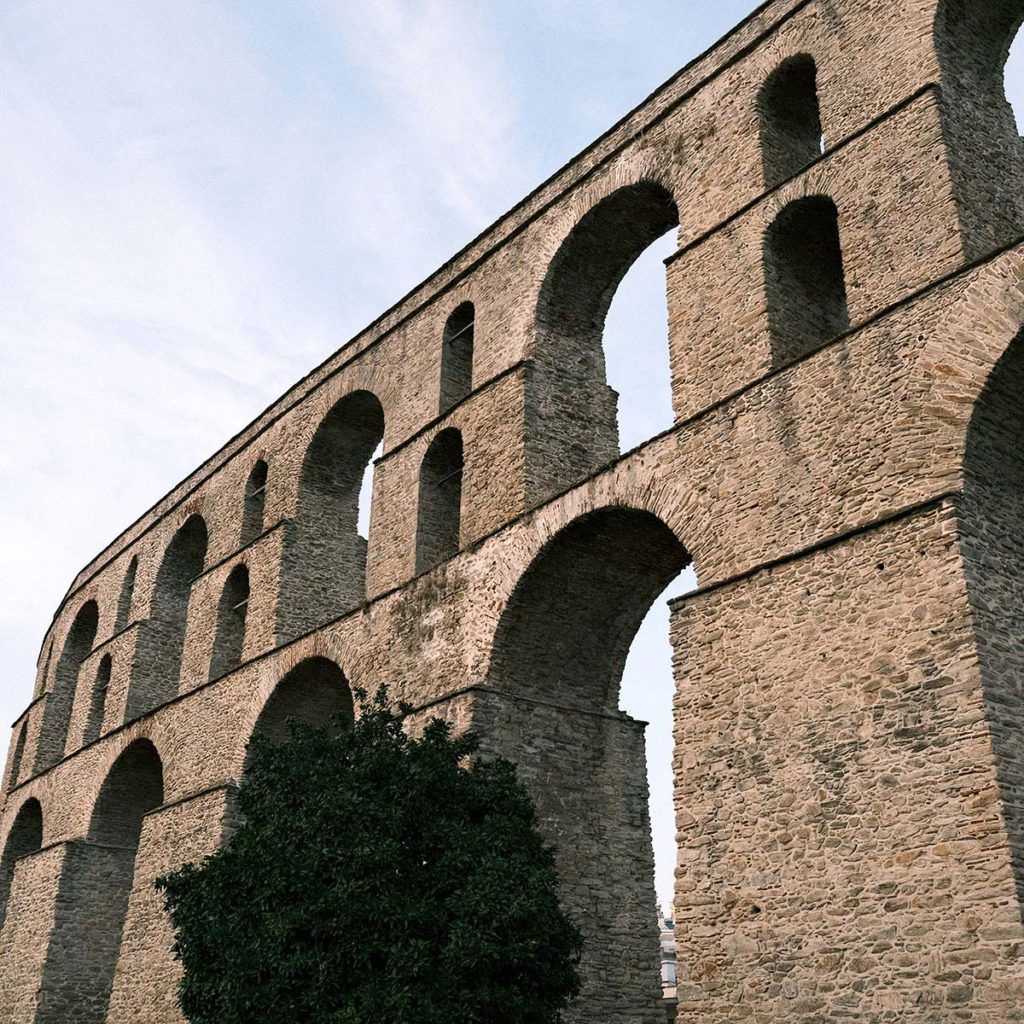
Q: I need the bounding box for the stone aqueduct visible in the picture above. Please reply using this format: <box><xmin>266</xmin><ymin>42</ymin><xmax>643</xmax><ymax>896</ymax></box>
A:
<box><xmin>4</xmin><ymin>0</ymin><xmax>1024</xmax><ymax>1019</ymax></box>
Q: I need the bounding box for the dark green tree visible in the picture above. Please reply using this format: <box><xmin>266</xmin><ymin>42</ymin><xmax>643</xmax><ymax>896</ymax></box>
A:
<box><xmin>157</xmin><ymin>688</ymin><xmax>582</xmax><ymax>1024</ymax></box>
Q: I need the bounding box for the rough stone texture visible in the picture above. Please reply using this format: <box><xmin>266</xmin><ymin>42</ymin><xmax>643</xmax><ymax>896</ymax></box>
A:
<box><xmin>104</xmin><ymin>788</ymin><xmax>236</xmax><ymax>1024</ymax></box>
<box><xmin>0</xmin><ymin>846</ymin><xmax>66</xmax><ymax>1024</ymax></box>
<box><xmin>3</xmin><ymin>1</ymin><xmax>1024</xmax><ymax>1021</ymax></box>
<box><xmin>671</xmin><ymin>504</ymin><xmax>1024</xmax><ymax>1020</ymax></box>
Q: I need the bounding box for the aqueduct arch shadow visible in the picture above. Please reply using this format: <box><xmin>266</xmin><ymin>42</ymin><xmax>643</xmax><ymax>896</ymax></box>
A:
<box><xmin>0</xmin><ymin>797</ymin><xmax>43</xmax><ymax>936</ymax></box>
<box><xmin>491</xmin><ymin>507</ymin><xmax>691</xmax><ymax>709</ymax></box>
<box><xmin>961</xmin><ymin>325</ymin><xmax>1024</xmax><ymax>916</ymax></box>
<box><xmin>35</xmin><ymin>600</ymin><xmax>99</xmax><ymax>772</ymax></box>
<box><xmin>278</xmin><ymin>391</ymin><xmax>385</xmax><ymax>644</ymax></box>
<box><xmin>129</xmin><ymin>515</ymin><xmax>208</xmax><ymax>722</ymax></box>
<box><xmin>488</xmin><ymin>506</ymin><xmax>691</xmax><ymax>1013</ymax></box>
<box><xmin>7</xmin><ymin>722</ymin><xmax>27</xmax><ymax>792</ymax></box>
<box><xmin>934</xmin><ymin>0</ymin><xmax>1024</xmax><ymax>257</ymax></box>
<box><xmin>530</xmin><ymin>183</ymin><xmax>680</xmax><ymax>500</ymax></box>
<box><xmin>38</xmin><ymin>739</ymin><xmax>164</xmax><ymax>1024</ymax></box>
<box><xmin>251</xmin><ymin>656</ymin><xmax>354</xmax><ymax>749</ymax></box>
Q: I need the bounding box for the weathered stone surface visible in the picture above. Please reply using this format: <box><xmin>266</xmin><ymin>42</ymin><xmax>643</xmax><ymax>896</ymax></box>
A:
<box><xmin>3</xmin><ymin>1</ymin><xmax>1024</xmax><ymax>1020</ymax></box>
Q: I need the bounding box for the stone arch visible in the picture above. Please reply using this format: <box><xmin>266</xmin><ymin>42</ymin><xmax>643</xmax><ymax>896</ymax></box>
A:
<box><xmin>89</xmin><ymin>738</ymin><xmax>164</xmax><ymax>847</ymax></box>
<box><xmin>0</xmin><ymin>797</ymin><xmax>43</xmax><ymax>935</ymax></box>
<box><xmin>278</xmin><ymin>390</ymin><xmax>385</xmax><ymax>643</ymax></box>
<box><xmin>115</xmin><ymin>556</ymin><xmax>138</xmax><ymax>632</ymax></box>
<box><xmin>490</xmin><ymin>506</ymin><xmax>690</xmax><ymax>710</ymax></box>
<box><xmin>241</xmin><ymin>459</ymin><xmax>269</xmax><ymax>546</ymax></box>
<box><xmin>250</xmin><ymin>656</ymin><xmax>354</xmax><ymax>749</ymax></box>
<box><xmin>7</xmin><ymin>722</ymin><xmax>27</xmax><ymax>792</ymax></box>
<box><xmin>35</xmin><ymin>600</ymin><xmax>99</xmax><ymax>772</ymax></box>
<box><xmin>758</xmin><ymin>53</ymin><xmax>824</xmax><ymax>188</ymax></box>
<box><xmin>34</xmin><ymin>639</ymin><xmax>54</xmax><ymax>700</ymax></box>
<box><xmin>487</xmin><ymin>505</ymin><xmax>691</xmax><ymax>1012</ymax></box>
<box><xmin>83</xmin><ymin>654</ymin><xmax>113</xmax><ymax>746</ymax></box>
<box><xmin>531</xmin><ymin>181</ymin><xmax>680</xmax><ymax>496</ymax></box>
<box><xmin>38</xmin><ymin>739</ymin><xmax>166</xmax><ymax>1024</ymax></box>
<box><xmin>439</xmin><ymin>301</ymin><xmax>475</xmax><ymax>414</ymax></box>
<box><xmin>960</xmin><ymin>325</ymin><xmax>1024</xmax><ymax>912</ymax></box>
<box><xmin>909</xmin><ymin>250</ymin><xmax>1024</xmax><ymax>459</ymax></box>
<box><xmin>764</xmin><ymin>195</ymin><xmax>850</xmax><ymax>368</ymax></box>
<box><xmin>209</xmin><ymin>565</ymin><xmax>250</xmax><ymax>681</ymax></box>
<box><xmin>934</xmin><ymin>0</ymin><xmax>1024</xmax><ymax>257</ymax></box>
<box><xmin>415</xmin><ymin>428</ymin><xmax>463</xmax><ymax>573</ymax></box>
<box><xmin>128</xmin><ymin>515</ymin><xmax>208</xmax><ymax>722</ymax></box>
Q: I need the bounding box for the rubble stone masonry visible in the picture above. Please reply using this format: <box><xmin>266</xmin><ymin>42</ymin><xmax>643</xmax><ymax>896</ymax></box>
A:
<box><xmin>3</xmin><ymin>1</ymin><xmax>1024</xmax><ymax>1020</ymax></box>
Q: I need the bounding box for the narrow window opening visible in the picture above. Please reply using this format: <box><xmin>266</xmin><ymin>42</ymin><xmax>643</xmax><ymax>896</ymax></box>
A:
<box><xmin>83</xmin><ymin>655</ymin><xmax>113</xmax><ymax>746</ymax></box>
<box><xmin>115</xmin><ymin>557</ymin><xmax>138</xmax><ymax>633</ymax></box>
<box><xmin>34</xmin><ymin>600</ymin><xmax>99</xmax><ymax>771</ymax></box>
<box><xmin>128</xmin><ymin>515</ymin><xmax>207</xmax><ymax>721</ymax></box>
<box><xmin>7</xmin><ymin>724</ymin><xmax>26</xmax><ymax>792</ymax></box>
<box><xmin>764</xmin><ymin>196</ymin><xmax>849</xmax><ymax>368</ymax></box>
<box><xmin>209</xmin><ymin>565</ymin><xmax>250</xmax><ymax>681</ymax></box>
<box><xmin>758</xmin><ymin>54</ymin><xmax>824</xmax><ymax>188</ymax></box>
<box><xmin>439</xmin><ymin>302</ymin><xmax>475</xmax><ymax>414</ymax></box>
<box><xmin>415</xmin><ymin>428</ymin><xmax>463</xmax><ymax>573</ymax></box>
<box><xmin>34</xmin><ymin>642</ymin><xmax>53</xmax><ymax>700</ymax></box>
<box><xmin>241</xmin><ymin>460</ymin><xmax>269</xmax><ymax>547</ymax></box>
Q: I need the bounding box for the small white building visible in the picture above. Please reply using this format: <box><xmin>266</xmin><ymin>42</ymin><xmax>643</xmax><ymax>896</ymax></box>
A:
<box><xmin>658</xmin><ymin>904</ymin><xmax>676</xmax><ymax>1001</ymax></box>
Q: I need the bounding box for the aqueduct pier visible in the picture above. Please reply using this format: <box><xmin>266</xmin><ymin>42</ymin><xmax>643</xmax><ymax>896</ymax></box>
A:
<box><xmin>4</xmin><ymin>0</ymin><xmax>1024</xmax><ymax>1020</ymax></box>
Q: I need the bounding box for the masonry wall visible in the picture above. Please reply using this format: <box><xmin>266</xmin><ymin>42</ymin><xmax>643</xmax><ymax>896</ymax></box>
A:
<box><xmin>3</xmin><ymin>0</ymin><xmax>1024</xmax><ymax>1021</ymax></box>
<box><xmin>672</xmin><ymin>504</ymin><xmax>1024</xmax><ymax>1020</ymax></box>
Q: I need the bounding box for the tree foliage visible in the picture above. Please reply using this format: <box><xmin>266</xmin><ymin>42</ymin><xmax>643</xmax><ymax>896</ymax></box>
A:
<box><xmin>157</xmin><ymin>688</ymin><xmax>582</xmax><ymax>1024</ymax></box>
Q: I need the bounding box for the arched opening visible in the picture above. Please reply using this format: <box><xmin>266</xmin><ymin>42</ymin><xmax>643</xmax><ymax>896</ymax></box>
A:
<box><xmin>241</xmin><ymin>460</ymin><xmax>269</xmax><ymax>547</ymax></box>
<box><xmin>961</xmin><ymin>328</ymin><xmax>1024</xmax><ymax>913</ymax></box>
<box><xmin>35</xmin><ymin>641</ymin><xmax>54</xmax><ymax>700</ymax></box>
<box><xmin>0</xmin><ymin>798</ymin><xmax>43</xmax><ymax>935</ymax></box>
<box><xmin>40</xmin><ymin>740</ymin><xmax>164</xmax><ymax>1023</ymax></box>
<box><xmin>531</xmin><ymin>183</ymin><xmax>680</xmax><ymax>499</ymax></box>
<box><xmin>758</xmin><ymin>54</ymin><xmax>824</xmax><ymax>188</ymax></box>
<box><xmin>278</xmin><ymin>391</ymin><xmax>385</xmax><ymax>643</ymax></box>
<box><xmin>439</xmin><ymin>302</ymin><xmax>475</xmax><ymax>414</ymax></box>
<box><xmin>209</xmin><ymin>566</ymin><xmax>250</xmax><ymax>681</ymax></box>
<box><xmin>115</xmin><ymin>557</ymin><xmax>137</xmax><ymax>632</ymax></box>
<box><xmin>357</xmin><ymin>441</ymin><xmax>383</xmax><ymax>541</ymax></box>
<box><xmin>251</xmin><ymin>657</ymin><xmax>353</xmax><ymax>748</ymax></box>
<box><xmin>934</xmin><ymin>0</ymin><xmax>1024</xmax><ymax>257</ymax></box>
<box><xmin>489</xmin><ymin>507</ymin><xmax>692</xmax><ymax>1015</ymax></box>
<box><xmin>603</xmin><ymin>229</ymin><xmax>678</xmax><ymax>452</ymax></box>
<box><xmin>764</xmin><ymin>196</ymin><xmax>849</xmax><ymax>368</ymax></box>
<box><xmin>89</xmin><ymin>740</ymin><xmax>164</xmax><ymax>846</ymax></box>
<box><xmin>83</xmin><ymin>654</ymin><xmax>113</xmax><ymax>746</ymax></box>
<box><xmin>618</xmin><ymin>563</ymin><xmax>698</xmax><ymax>921</ymax></box>
<box><xmin>7</xmin><ymin>723</ymin><xmax>26</xmax><ymax>792</ymax></box>
<box><xmin>128</xmin><ymin>515</ymin><xmax>208</xmax><ymax>721</ymax></box>
<box><xmin>35</xmin><ymin>600</ymin><xmax>99</xmax><ymax>771</ymax></box>
<box><xmin>415</xmin><ymin>428</ymin><xmax>463</xmax><ymax>573</ymax></box>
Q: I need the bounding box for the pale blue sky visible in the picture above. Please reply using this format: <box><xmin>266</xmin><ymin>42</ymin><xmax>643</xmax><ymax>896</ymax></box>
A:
<box><xmin>3</xmin><ymin>1</ymin><xmax>1024</xmax><ymax>909</ymax></box>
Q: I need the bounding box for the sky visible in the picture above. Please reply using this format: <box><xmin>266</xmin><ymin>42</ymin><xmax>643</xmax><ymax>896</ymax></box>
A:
<box><xmin>3</xmin><ymin>1</ymin><xmax>1024</xmax><ymax>911</ymax></box>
